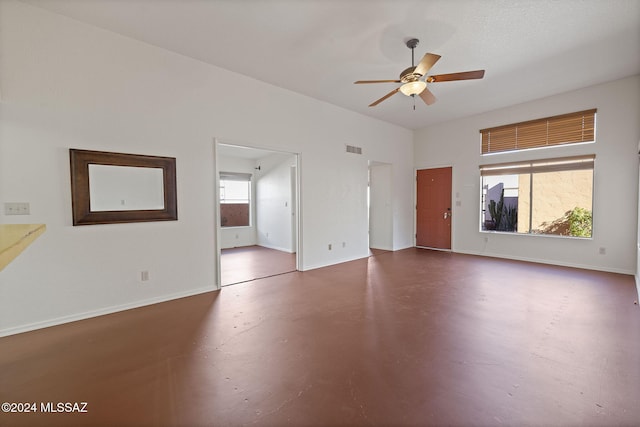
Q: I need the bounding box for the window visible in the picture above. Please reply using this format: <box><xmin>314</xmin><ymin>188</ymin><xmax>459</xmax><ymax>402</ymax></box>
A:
<box><xmin>220</xmin><ymin>172</ymin><xmax>251</xmax><ymax>227</ymax></box>
<box><xmin>480</xmin><ymin>156</ymin><xmax>594</xmax><ymax>238</ymax></box>
<box><xmin>480</xmin><ymin>109</ymin><xmax>596</xmax><ymax>155</ymax></box>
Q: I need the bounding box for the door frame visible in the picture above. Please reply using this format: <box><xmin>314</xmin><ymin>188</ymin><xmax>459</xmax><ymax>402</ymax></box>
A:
<box><xmin>414</xmin><ymin>165</ymin><xmax>454</xmax><ymax>251</ymax></box>
<box><xmin>213</xmin><ymin>138</ymin><xmax>302</xmax><ymax>289</ymax></box>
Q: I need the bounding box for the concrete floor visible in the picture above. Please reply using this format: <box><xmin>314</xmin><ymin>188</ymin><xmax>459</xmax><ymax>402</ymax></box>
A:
<box><xmin>1</xmin><ymin>248</ymin><xmax>639</xmax><ymax>426</ymax></box>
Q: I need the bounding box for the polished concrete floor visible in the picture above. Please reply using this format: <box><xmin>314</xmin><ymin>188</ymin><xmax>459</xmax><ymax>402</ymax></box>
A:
<box><xmin>1</xmin><ymin>248</ymin><xmax>639</xmax><ymax>426</ymax></box>
<box><xmin>221</xmin><ymin>245</ymin><xmax>296</xmax><ymax>286</ymax></box>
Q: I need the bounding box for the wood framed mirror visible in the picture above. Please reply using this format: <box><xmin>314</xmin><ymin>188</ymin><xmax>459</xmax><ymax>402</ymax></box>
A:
<box><xmin>70</xmin><ymin>149</ymin><xmax>177</xmax><ymax>225</ymax></box>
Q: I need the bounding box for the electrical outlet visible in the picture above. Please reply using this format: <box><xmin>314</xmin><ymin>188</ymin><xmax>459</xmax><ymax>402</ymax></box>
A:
<box><xmin>598</xmin><ymin>247</ymin><xmax>606</xmax><ymax>255</ymax></box>
<box><xmin>328</xmin><ymin>244</ymin><xmax>332</xmax><ymax>250</ymax></box>
<box><xmin>342</xmin><ymin>242</ymin><xmax>346</xmax><ymax>248</ymax></box>
<box><xmin>140</xmin><ymin>271</ymin><xmax>150</xmax><ymax>282</ymax></box>
<box><xmin>4</xmin><ymin>202</ymin><xmax>30</xmax><ymax>215</ymax></box>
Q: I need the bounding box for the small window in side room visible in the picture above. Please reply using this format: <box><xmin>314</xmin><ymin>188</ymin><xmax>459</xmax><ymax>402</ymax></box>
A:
<box><xmin>480</xmin><ymin>156</ymin><xmax>594</xmax><ymax>238</ymax></box>
<box><xmin>220</xmin><ymin>172</ymin><xmax>251</xmax><ymax>227</ymax></box>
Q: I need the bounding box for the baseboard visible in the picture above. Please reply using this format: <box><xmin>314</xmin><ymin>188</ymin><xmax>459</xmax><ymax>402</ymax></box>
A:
<box><xmin>302</xmin><ymin>253</ymin><xmax>370</xmax><ymax>272</ymax></box>
<box><xmin>455</xmin><ymin>249</ymin><xmax>635</xmax><ymax>275</ymax></box>
<box><xmin>416</xmin><ymin>246</ymin><xmax>451</xmax><ymax>252</ymax></box>
<box><xmin>258</xmin><ymin>243</ymin><xmax>295</xmax><ymax>253</ymax></box>
<box><xmin>0</xmin><ymin>285</ymin><xmax>219</xmax><ymax>338</ymax></box>
<box><xmin>635</xmin><ymin>273</ymin><xmax>640</xmax><ymax>303</ymax></box>
<box><xmin>393</xmin><ymin>244</ymin><xmax>414</xmax><ymax>251</ymax></box>
<box><xmin>303</xmin><ymin>246</ymin><xmax>410</xmax><ymax>271</ymax></box>
<box><xmin>370</xmin><ymin>245</ymin><xmax>394</xmax><ymax>251</ymax></box>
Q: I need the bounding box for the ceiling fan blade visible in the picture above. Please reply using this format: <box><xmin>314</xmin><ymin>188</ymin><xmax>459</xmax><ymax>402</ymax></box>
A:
<box><xmin>419</xmin><ymin>87</ymin><xmax>437</xmax><ymax>105</ymax></box>
<box><xmin>369</xmin><ymin>88</ymin><xmax>400</xmax><ymax>107</ymax></box>
<box><xmin>427</xmin><ymin>70</ymin><xmax>485</xmax><ymax>83</ymax></box>
<box><xmin>414</xmin><ymin>53</ymin><xmax>441</xmax><ymax>77</ymax></box>
<box><xmin>355</xmin><ymin>79</ymin><xmax>401</xmax><ymax>84</ymax></box>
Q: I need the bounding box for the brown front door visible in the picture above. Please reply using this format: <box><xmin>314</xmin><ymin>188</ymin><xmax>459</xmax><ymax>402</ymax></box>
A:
<box><xmin>416</xmin><ymin>167</ymin><xmax>452</xmax><ymax>249</ymax></box>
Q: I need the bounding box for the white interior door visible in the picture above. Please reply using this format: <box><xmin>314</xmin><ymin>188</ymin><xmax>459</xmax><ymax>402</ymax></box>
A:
<box><xmin>369</xmin><ymin>162</ymin><xmax>393</xmax><ymax>250</ymax></box>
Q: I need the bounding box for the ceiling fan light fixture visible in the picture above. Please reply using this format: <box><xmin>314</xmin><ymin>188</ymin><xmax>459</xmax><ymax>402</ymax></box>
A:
<box><xmin>399</xmin><ymin>80</ymin><xmax>426</xmax><ymax>96</ymax></box>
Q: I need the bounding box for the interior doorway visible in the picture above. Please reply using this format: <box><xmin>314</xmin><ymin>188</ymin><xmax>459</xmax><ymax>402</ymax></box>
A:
<box><xmin>369</xmin><ymin>161</ymin><xmax>393</xmax><ymax>252</ymax></box>
<box><xmin>416</xmin><ymin>167</ymin><xmax>452</xmax><ymax>250</ymax></box>
<box><xmin>215</xmin><ymin>142</ymin><xmax>300</xmax><ymax>287</ymax></box>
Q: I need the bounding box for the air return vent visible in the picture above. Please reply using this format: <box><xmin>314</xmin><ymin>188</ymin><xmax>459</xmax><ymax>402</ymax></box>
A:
<box><xmin>346</xmin><ymin>145</ymin><xmax>362</xmax><ymax>155</ymax></box>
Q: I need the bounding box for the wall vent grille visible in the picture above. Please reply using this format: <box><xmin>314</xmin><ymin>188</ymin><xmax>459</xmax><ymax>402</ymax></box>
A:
<box><xmin>346</xmin><ymin>145</ymin><xmax>362</xmax><ymax>155</ymax></box>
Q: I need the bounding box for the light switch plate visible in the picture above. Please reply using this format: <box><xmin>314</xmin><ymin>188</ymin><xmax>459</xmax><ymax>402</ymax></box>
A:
<box><xmin>4</xmin><ymin>202</ymin><xmax>30</xmax><ymax>215</ymax></box>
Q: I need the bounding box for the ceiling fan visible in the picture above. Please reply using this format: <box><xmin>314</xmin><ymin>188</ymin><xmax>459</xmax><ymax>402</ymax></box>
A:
<box><xmin>354</xmin><ymin>38</ymin><xmax>485</xmax><ymax>108</ymax></box>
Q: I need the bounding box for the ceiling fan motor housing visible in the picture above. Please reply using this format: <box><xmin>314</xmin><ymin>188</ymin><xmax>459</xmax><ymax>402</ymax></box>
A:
<box><xmin>400</xmin><ymin>66</ymin><xmax>421</xmax><ymax>83</ymax></box>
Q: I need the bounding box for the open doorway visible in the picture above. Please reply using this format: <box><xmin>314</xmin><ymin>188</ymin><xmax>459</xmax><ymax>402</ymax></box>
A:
<box><xmin>215</xmin><ymin>142</ymin><xmax>300</xmax><ymax>286</ymax></box>
<box><xmin>368</xmin><ymin>161</ymin><xmax>393</xmax><ymax>256</ymax></box>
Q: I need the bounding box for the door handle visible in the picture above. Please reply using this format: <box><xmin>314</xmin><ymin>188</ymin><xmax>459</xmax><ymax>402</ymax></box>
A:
<box><xmin>443</xmin><ymin>212</ymin><xmax>450</xmax><ymax>219</ymax></box>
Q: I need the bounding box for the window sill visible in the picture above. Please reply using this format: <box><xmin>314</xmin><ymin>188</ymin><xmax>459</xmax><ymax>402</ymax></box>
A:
<box><xmin>479</xmin><ymin>230</ymin><xmax>592</xmax><ymax>240</ymax></box>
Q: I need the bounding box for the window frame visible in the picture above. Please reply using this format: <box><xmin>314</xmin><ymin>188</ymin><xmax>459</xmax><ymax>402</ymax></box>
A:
<box><xmin>479</xmin><ymin>155</ymin><xmax>595</xmax><ymax>239</ymax></box>
<box><xmin>219</xmin><ymin>172</ymin><xmax>252</xmax><ymax>228</ymax></box>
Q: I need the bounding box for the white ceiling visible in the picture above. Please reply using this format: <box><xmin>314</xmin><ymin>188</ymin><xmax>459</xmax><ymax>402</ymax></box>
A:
<box><xmin>23</xmin><ymin>0</ymin><xmax>640</xmax><ymax>130</ymax></box>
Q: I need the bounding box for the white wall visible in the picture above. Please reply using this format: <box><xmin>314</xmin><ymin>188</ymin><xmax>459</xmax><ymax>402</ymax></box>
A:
<box><xmin>415</xmin><ymin>75</ymin><xmax>640</xmax><ymax>274</ymax></box>
<box><xmin>218</xmin><ymin>155</ymin><xmax>257</xmax><ymax>249</ymax></box>
<box><xmin>0</xmin><ymin>1</ymin><xmax>414</xmax><ymax>335</ymax></box>
<box><xmin>256</xmin><ymin>153</ymin><xmax>296</xmax><ymax>252</ymax></box>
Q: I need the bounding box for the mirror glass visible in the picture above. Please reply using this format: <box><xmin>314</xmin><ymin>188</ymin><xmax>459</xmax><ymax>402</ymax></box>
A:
<box><xmin>70</xmin><ymin>149</ymin><xmax>177</xmax><ymax>226</ymax></box>
<box><xmin>89</xmin><ymin>164</ymin><xmax>165</xmax><ymax>211</ymax></box>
